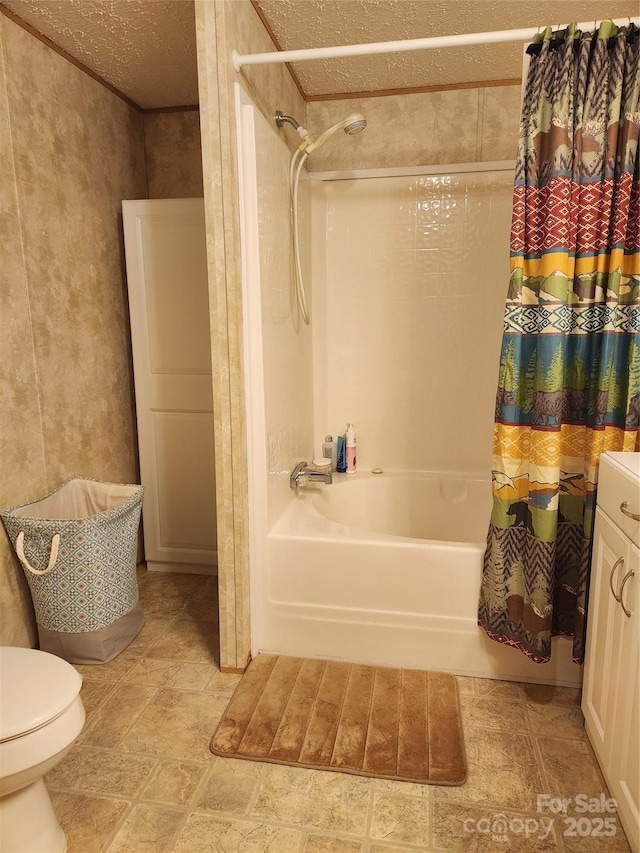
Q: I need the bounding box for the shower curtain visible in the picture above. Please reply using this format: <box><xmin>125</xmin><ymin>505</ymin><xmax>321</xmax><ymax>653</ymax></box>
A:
<box><xmin>478</xmin><ymin>22</ymin><xmax>639</xmax><ymax>664</ymax></box>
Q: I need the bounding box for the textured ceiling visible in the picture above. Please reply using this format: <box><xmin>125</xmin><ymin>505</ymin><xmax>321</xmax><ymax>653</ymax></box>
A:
<box><xmin>1</xmin><ymin>0</ymin><xmax>198</xmax><ymax>109</ymax></box>
<box><xmin>1</xmin><ymin>0</ymin><xmax>637</xmax><ymax>108</ymax></box>
<box><xmin>256</xmin><ymin>0</ymin><xmax>639</xmax><ymax>96</ymax></box>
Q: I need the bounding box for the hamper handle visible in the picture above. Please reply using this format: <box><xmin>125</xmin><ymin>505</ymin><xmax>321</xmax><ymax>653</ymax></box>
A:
<box><xmin>15</xmin><ymin>532</ymin><xmax>61</xmax><ymax>576</ymax></box>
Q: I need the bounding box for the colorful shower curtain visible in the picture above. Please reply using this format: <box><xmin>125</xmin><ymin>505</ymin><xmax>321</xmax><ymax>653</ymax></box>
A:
<box><xmin>478</xmin><ymin>22</ymin><xmax>640</xmax><ymax>664</ymax></box>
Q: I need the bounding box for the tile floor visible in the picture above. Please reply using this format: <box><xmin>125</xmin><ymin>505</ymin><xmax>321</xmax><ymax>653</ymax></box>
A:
<box><xmin>45</xmin><ymin>569</ymin><xmax>632</xmax><ymax>853</ymax></box>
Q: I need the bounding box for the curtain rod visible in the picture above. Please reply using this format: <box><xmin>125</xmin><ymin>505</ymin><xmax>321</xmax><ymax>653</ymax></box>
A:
<box><xmin>233</xmin><ymin>17</ymin><xmax>639</xmax><ymax>71</ymax></box>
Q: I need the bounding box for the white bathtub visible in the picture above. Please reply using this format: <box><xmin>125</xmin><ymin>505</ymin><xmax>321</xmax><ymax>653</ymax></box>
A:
<box><xmin>259</xmin><ymin>471</ymin><xmax>581</xmax><ymax>686</ymax></box>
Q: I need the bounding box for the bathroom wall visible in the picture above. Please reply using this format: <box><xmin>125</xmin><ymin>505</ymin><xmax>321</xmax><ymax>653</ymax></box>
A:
<box><xmin>144</xmin><ymin>109</ymin><xmax>204</xmax><ymax>198</ymax></box>
<box><xmin>305</xmin><ymin>85</ymin><xmax>521</xmax><ymax>171</ymax></box>
<box><xmin>195</xmin><ymin>0</ymin><xmax>306</xmax><ymax>669</ymax></box>
<box><xmin>0</xmin><ymin>15</ymin><xmax>147</xmax><ymax>646</ymax></box>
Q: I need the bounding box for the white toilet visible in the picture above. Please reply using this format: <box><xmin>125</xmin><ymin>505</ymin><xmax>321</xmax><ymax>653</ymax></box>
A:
<box><xmin>0</xmin><ymin>647</ymin><xmax>85</xmax><ymax>853</ymax></box>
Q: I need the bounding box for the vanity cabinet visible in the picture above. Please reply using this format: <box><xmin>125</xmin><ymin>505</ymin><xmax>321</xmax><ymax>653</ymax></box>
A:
<box><xmin>582</xmin><ymin>452</ymin><xmax>640</xmax><ymax>853</ymax></box>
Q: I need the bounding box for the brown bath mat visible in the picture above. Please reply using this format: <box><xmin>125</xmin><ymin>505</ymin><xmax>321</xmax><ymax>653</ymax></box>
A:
<box><xmin>210</xmin><ymin>654</ymin><xmax>467</xmax><ymax>785</ymax></box>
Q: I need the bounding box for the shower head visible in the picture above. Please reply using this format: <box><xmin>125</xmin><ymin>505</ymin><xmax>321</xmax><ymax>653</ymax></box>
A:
<box><xmin>344</xmin><ymin>116</ymin><xmax>367</xmax><ymax>135</ymax></box>
<box><xmin>305</xmin><ymin>113</ymin><xmax>367</xmax><ymax>154</ymax></box>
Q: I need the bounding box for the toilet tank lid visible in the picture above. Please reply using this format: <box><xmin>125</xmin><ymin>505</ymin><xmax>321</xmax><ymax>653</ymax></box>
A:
<box><xmin>0</xmin><ymin>647</ymin><xmax>83</xmax><ymax>742</ymax></box>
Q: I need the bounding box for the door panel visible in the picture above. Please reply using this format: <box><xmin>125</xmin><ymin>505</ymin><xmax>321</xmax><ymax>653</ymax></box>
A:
<box><xmin>123</xmin><ymin>198</ymin><xmax>216</xmax><ymax>573</ymax></box>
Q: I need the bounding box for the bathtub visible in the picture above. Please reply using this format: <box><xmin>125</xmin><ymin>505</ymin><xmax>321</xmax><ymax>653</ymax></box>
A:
<box><xmin>259</xmin><ymin>471</ymin><xmax>581</xmax><ymax>686</ymax></box>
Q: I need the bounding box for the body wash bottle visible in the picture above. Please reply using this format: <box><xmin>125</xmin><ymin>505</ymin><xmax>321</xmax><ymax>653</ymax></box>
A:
<box><xmin>345</xmin><ymin>423</ymin><xmax>356</xmax><ymax>473</ymax></box>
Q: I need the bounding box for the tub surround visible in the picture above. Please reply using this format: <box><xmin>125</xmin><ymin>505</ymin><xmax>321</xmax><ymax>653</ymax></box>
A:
<box><xmin>310</xmin><ymin>166</ymin><xmax>513</xmax><ymax>477</ymax></box>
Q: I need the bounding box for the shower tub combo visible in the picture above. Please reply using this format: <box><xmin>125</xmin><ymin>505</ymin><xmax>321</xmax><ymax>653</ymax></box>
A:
<box><xmin>235</xmin><ymin>84</ymin><xmax>580</xmax><ymax>687</ymax></box>
<box><xmin>263</xmin><ymin>472</ymin><xmax>581</xmax><ymax>686</ymax></box>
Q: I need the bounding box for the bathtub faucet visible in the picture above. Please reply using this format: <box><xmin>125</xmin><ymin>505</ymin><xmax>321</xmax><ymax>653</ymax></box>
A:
<box><xmin>290</xmin><ymin>461</ymin><xmax>332</xmax><ymax>489</ymax></box>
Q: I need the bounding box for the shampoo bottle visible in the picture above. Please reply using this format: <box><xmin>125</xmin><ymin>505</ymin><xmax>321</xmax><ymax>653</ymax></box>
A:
<box><xmin>322</xmin><ymin>435</ymin><xmax>337</xmax><ymax>472</ymax></box>
<box><xmin>336</xmin><ymin>436</ymin><xmax>346</xmax><ymax>473</ymax></box>
<box><xmin>345</xmin><ymin>423</ymin><xmax>356</xmax><ymax>473</ymax></box>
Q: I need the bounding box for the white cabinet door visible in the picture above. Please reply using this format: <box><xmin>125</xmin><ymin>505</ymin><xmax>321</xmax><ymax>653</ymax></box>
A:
<box><xmin>122</xmin><ymin>198</ymin><xmax>216</xmax><ymax>573</ymax></box>
<box><xmin>582</xmin><ymin>508</ymin><xmax>628</xmax><ymax>766</ymax></box>
<box><xmin>583</xmin><ymin>507</ymin><xmax>640</xmax><ymax>852</ymax></box>
<box><xmin>612</xmin><ymin>542</ymin><xmax>639</xmax><ymax>852</ymax></box>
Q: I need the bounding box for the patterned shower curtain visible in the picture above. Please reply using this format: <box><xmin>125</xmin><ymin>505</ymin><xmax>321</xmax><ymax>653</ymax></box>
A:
<box><xmin>478</xmin><ymin>22</ymin><xmax>640</xmax><ymax>664</ymax></box>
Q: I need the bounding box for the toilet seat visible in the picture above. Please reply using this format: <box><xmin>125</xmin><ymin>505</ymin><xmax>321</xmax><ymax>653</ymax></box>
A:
<box><xmin>0</xmin><ymin>648</ymin><xmax>83</xmax><ymax>742</ymax></box>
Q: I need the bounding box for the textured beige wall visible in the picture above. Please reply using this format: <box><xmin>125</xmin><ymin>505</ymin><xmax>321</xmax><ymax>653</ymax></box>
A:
<box><xmin>305</xmin><ymin>85</ymin><xmax>522</xmax><ymax>171</ymax></box>
<box><xmin>195</xmin><ymin>0</ymin><xmax>305</xmax><ymax>670</ymax></box>
<box><xmin>144</xmin><ymin>110</ymin><xmax>204</xmax><ymax>198</ymax></box>
<box><xmin>0</xmin><ymin>16</ymin><xmax>147</xmax><ymax>646</ymax></box>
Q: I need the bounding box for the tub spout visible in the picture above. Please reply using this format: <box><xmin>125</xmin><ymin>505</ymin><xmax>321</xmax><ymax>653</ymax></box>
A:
<box><xmin>290</xmin><ymin>461</ymin><xmax>332</xmax><ymax>489</ymax></box>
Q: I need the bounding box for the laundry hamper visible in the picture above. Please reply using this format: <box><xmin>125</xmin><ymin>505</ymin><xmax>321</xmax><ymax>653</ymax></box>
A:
<box><xmin>1</xmin><ymin>477</ymin><xmax>145</xmax><ymax>664</ymax></box>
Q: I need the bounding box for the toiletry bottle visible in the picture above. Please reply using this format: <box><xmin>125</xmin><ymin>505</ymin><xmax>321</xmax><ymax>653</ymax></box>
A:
<box><xmin>345</xmin><ymin>423</ymin><xmax>356</xmax><ymax>473</ymax></box>
<box><xmin>336</xmin><ymin>436</ymin><xmax>346</xmax><ymax>473</ymax></box>
<box><xmin>322</xmin><ymin>435</ymin><xmax>337</xmax><ymax>472</ymax></box>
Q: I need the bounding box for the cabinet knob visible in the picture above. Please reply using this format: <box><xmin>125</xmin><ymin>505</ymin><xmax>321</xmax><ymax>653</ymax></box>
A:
<box><xmin>620</xmin><ymin>501</ymin><xmax>640</xmax><ymax>522</ymax></box>
<box><xmin>619</xmin><ymin>569</ymin><xmax>635</xmax><ymax>618</ymax></box>
<box><xmin>609</xmin><ymin>556</ymin><xmax>625</xmax><ymax>602</ymax></box>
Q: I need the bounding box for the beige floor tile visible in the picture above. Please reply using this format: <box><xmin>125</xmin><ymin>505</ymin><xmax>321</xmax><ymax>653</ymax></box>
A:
<box><xmin>252</xmin><ymin>765</ymin><xmax>371</xmax><ymax>834</ymax></box>
<box><xmin>170</xmin><ymin>813</ymin><xmax>304</xmax><ymax>852</ymax></box>
<box><xmin>526</xmin><ymin>704</ymin><xmax>587</xmax><ymax>739</ymax></box>
<box><xmin>79</xmin><ymin>683</ymin><xmax>157</xmax><ymax>748</ymax></box>
<box><xmin>147</xmin><ymin>617</ymin><xmax>219</xmax><ymax>664</ymax></box>
<box><xmin>79</xmin><ymin>679</ymin><xmax>115</xmax><ymax>715</ymax></box>
<box><xmin>561</xmin><ymin>820</ymin><xmax>633</xmax><ymax>852</ymax></box>
<box><xmin>123</xmin><ymin>657</ymin><xmax>214</xmax><ymax>689</ymax></box>
<box><xmin>455</xmin><ymin>676</ymin><xmax>476</xmax><ymax>696</ymax></box>
<box><xmin>205</xmin><ymin>670</ymin><xmax>243</xmax><ymax>693</ymax></box>
<box><xmin>197</xmin><ymin>755</ymin><xmax>263</xmax><ymax>815</ymax></box>
<box><xmin>140</xmin><ymin>760</ymin><xmax>208</xmax><ymax>806</ymax></box>
<box><xmin>180</xmin><ymin>576</ymin><xmax>219</xmax><ymax>622</ymax></box>
<box><xmin>46</xmin><ymin>745</ymin><xmax>156</xmax><ymax>797</ymax></box>
<box><xmin>105</xmin><ymin>803</ymin><xmax>185</xmax><ymax>853</ymax></box>
<box><xmin>374</xmin><ymin>777</ymin><xmax>430</xmax><ymax>799</ymax></box>
<box><xmin>127</xmin><ymin>615</ymin><xmax>176</xmax><ymax>654</ymax></box>
<box><xmin>369</xmin><ymin>845</ymin><xmax>429</xmax><ymax>853</ymax></box>
<box><xmin>433</xmin><ymin>727</ymin><xmax>544</xmax><ymax>811</ymax></box>
<box><xmin>138</xmin><ymin>572</ymin><xmax>205</xmax><ymax>617</ymax></box>
<box><xmin>474</xmin><ymin>679</ymin><xmax>524</xmax><ymax>701</ymax></box>
<box><xmin>74</xmin><ymin>652</ymin><xmax>140</xmax><ymax>683</ymax></box>
<box><xmin>78</xmin><ymin>684</ymin><xmax>156</xmax><ymax>749</ymax></box>
<box><xmin>460</xmin><ymin>697</ymin><xmax>528</xmax><ymax>732</ymax></box>
<box><xmin>370</xmin><ymin>791</ymin><xmax>430</xmax><ymax>847</ymax></box>
<box><xmin>536</xmin><ymin>736</ymin><xmax>608</xmax><ymax>802</ymax></box>
<box><xmin>522</xmin><ymin>684</ymin><xmax>582</xmax><ymax>706</ymax></box>
<box><xmin>120</xmin><ymin>687</ymin><xmax>229</xmax><ymax>761</ymax></box>
<box><xmin>304</xmin><ymin>833</ymin><xmax>364</xmax><ymax>852</ymax></box>
<box><xmin>431</xmin><ymin>801</ymin><xmax>560</xmax><ymax>851</ymax></box>
<box><xmin>49</xmin><ymin>791</ymin><xmax>129</xmax><ymax>853</ymax></box>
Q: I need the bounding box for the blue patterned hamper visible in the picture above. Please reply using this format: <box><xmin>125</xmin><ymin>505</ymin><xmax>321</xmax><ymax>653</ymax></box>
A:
<box><xmin>1</xmin><ymin>478</ymin><xmax>145</xmax><ymax>664</ymax></box>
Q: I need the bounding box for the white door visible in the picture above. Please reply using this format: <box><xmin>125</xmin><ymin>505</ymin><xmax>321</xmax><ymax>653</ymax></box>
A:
<box><xmin>122</xmin><ymin>198</ymin><xmax>216</xmax><ymax>573</ymax></box>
